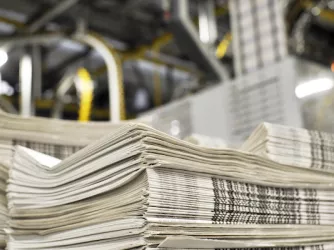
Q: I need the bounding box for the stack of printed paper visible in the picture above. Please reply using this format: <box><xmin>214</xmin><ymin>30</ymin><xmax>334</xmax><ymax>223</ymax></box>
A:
<box><xmin>7</xmin><ymin>124</ymin><xmax>334</xmax><ymax>249</ymax></box>
<box><xmin>0</xmin><ymin>110</ymin><xmax>126</xmax><ymax>159</ymax></box>
<box><xmin>242</xmin><ymin>122</ymin><xmax>334</xmax><ymax>172</ymax></box>
<box><xmin>0</xmin><ymin>110</ymin><xmax>128</xmax><ymax>249</ymax></box>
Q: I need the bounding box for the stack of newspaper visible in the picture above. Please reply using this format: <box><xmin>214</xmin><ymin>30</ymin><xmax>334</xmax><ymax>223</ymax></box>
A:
<box><xmin>7</xmin><ymin>124</ymin><xmax>334</xmax><ymax>249</ymax></box>
<box><xmin>0</xmin><ymin>110</ymin><xmax>125</xmax><ymax>159</ymax></box>
<box><xmin>0</xmin><ymin>110</ymin><xmax>127</xmax><ymax>249</ymax></box>
<box><xmin>242</xmin><ymin>122</ymin><xmax>334</xmax><ymax>172</ymax></box>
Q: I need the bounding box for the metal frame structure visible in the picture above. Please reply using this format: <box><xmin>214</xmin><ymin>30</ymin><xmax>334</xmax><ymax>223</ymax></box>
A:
<box><xmin>169</xmin><ymin>0</ymin><xmax>229</xmax><ymax>82</ymax></box>
<box><xmin>0</xmin><ymin>0</ymin><xmax>238</xmax><ymax>120</ymax></box>
<box><xmin>0</xmin><ymin>31</ymin><xmax>123</xmax><ymax>121</ymax></box>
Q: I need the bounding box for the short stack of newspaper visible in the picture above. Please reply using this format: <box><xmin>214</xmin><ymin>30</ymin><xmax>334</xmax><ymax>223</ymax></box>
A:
<box><xmin>0</xmin><ymin>110</ymin><xmax>126</xmax><ymax>249</ymax></box>
<box><xmin>7</xmin><ymin>123</ymin><xmax>334</xmax><ymax>249</ymax></box>
<box><xmin>0</xmin><ymin>110</ymin><xmax>125</xmax><ymax>159</ymax></box>
<box><xmin>242</xmin><ymin>122</ymin><xmax>334</xmax><ymax>172</ymax></box>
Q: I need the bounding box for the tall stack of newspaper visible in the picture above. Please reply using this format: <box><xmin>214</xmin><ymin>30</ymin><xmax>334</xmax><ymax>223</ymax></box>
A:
<box><xmin>242</xmin><ymin>122</ymin><xmax>334</xmax><ymax>172</ymax></box>
<box><xmin>6</xmin><ymin>123</ymin><xmax>334</xmax><ymax>249</ymax></box>
<box><xmin>0</xmin><ymin>110</ymin><xmax>126</xmax><ymax>249</ymax></box>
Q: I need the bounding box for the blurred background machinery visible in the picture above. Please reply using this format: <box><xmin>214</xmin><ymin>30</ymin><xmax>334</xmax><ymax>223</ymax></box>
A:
<box><xmin>0</xmin><ymin>0</ymin><xmax>334</xmax><ymax>145</ymax></box>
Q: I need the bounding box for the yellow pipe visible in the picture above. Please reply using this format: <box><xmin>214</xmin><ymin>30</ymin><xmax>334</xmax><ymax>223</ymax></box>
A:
<box><xmin>77</xmin><ymin>68</ymin><xmax>93</xmax><ymax>122</ymax></box>
<box><xmin>121</xmin><ymin>33</ymin><xmax>173</xmax><ymax>61</ymax></box>
<box><xmin>216</xmin><ymin>32</ymin><xmax>231</xmax><ymax>59</ymax></box>
<box><xmin>92</xmin><ymin>31</ymin><xmax>202</xmax><ymax>76</ymax></box>
<box><xmin>91</xmin><ymin>33</ymin><xmax>197</xmax><ymax>77</ymax></box>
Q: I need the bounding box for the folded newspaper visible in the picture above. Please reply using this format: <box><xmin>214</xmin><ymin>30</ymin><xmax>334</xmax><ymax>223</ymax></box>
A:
<box><xmin>0</xmin><ymin>110</ymin><xmax>127</xmax><ymax>249</ymax></box>
<box><xmin>7</xmin><ymin>123</ymin><xmax>334</xmax><ymax>249</ymax></box>
<box><xmin>242</xmin><ymin>122</ymin><xmax>334</xmax><ymax>172</ymax></box>
<box><xmin>0</xmin><ymin>109</ymin><xmax>126</xmax><ymax>159</ymax></box>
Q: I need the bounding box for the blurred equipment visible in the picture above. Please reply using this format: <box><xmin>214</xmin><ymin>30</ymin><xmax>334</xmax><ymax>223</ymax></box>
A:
<box><xmin>169</xmin><ymin>0</ymin><xmax>229</xmax><ymax>82</ymax></box>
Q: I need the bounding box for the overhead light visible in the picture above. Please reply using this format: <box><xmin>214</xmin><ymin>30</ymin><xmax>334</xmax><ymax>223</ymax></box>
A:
<box><xmin>0</xmin><ymin>49</ymin><xmax>8</xmax><ymax>68</ymax></box>
<box><xmin>295</xmin><ymin>78</ymin><xmax>334</xmax><ymax>99</ymax></box>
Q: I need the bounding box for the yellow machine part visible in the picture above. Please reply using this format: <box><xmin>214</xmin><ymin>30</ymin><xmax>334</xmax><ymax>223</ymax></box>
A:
<box><xmin>77</xmin><ymin>68</ymin><xmax>94</xmax><ymax>122</ymax></box>
<box><xmin>216</xmin><ymin>32</ymin><xmax>231</xmax><ymax>59</ymax></box>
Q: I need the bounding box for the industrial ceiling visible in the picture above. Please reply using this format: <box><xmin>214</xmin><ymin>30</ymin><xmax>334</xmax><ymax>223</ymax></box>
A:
<box><xmin>0</xmin><ymin>0</ymin><xmax>333</xmax><ymax>119</ymax></box>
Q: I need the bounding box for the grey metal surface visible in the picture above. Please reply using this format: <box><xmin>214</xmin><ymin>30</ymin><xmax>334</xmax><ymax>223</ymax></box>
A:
<box><xmin>26</xmin><ymin>0</ymin><xmax>80</xmax><ymax>33</ymax></box>
<box><xmin>139</xmin><ymin>84</ymin><xmax>230</xmax><ymax>141</ymax></box>
<box><xmin>190</xmin><ymin>84</ymin><xmax>230</xmax><ymax>140</ymax></box>
<box><xmin>139</xmin><ymin>98</ymin><xmax>193</xmax><ymax>139</ymax></box>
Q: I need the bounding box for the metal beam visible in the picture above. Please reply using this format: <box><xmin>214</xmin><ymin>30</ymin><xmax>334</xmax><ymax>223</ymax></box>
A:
<box><xmin>169</xmin><ymin>0</ymin><xmax>229</xmax><ymax>82</ymax></box>
<box><xmin>0</xmin><ymin>33</ymin><xmax>64</xmax><ymax>47</ymax></box>
<box><xmin>145</xmin><ymin>51</ymin><xmax>198</xmax><ymax>73</ymax></box>
<box><xmin>26</xmin><ymin>0</ymin><xmax>80</xmax><ymax>33</ymax></box>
